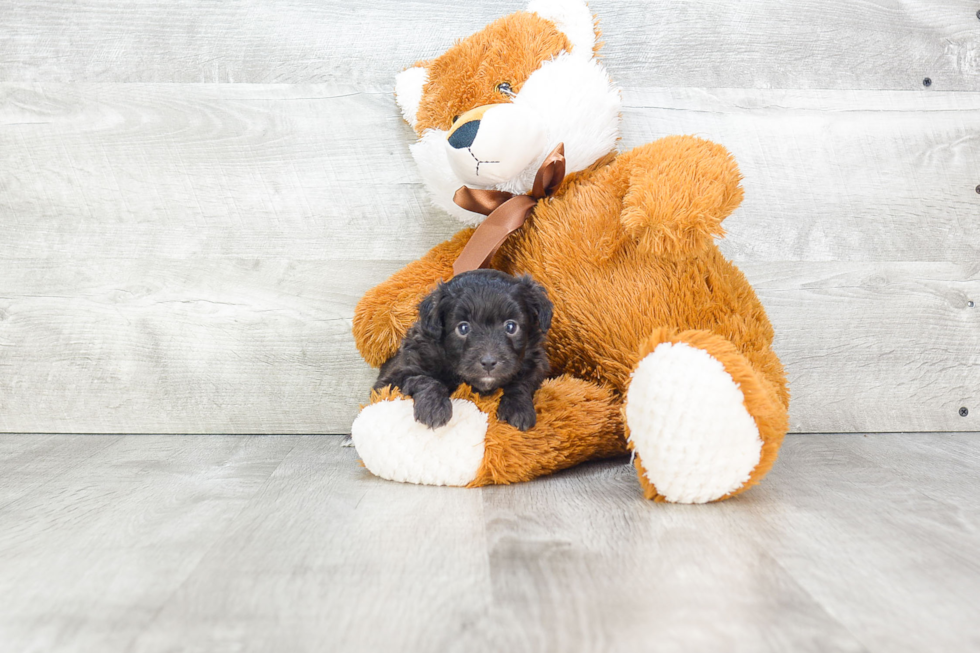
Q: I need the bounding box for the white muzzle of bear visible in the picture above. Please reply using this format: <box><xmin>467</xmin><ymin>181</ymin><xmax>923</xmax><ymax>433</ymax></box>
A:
<box><xmin>445</xmin><ymin>103</ymin><xmax>548</xmax><ymax>187</ymax></box>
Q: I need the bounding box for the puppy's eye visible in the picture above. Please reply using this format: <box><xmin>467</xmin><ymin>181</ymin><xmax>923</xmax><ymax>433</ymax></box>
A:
<box><xmin>504</xmin><ymin>320</ymin><xmax>519</xmax><ymax>335</ymax></box>
<box><xmin>456</xmin><ymin>322</ymin><xmax>470</xmax><ymax>336</ymax></box>
<box><xmin>495</xmin><ymin>82</ymin><xmax>515</xmax><ymax>98</ymax></box>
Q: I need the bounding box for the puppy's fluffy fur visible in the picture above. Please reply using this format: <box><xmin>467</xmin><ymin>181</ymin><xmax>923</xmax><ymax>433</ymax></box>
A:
<box><xmin>374</xmin><ymin>270</ymin><xmax>552</xmax><ymax>430</ymax></box>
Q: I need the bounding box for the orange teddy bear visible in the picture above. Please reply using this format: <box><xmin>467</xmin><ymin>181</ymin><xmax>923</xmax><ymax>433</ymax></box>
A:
<box><xmin>351</xmin><ymin>0</ymin><xmax>789</xmax><ymax>503</ymax></box>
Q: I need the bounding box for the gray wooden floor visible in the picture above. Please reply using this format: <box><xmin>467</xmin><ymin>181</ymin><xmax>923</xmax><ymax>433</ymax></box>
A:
<box><xmin>1</xmin><ymin>433</ymin><xmax>978</xmax><ymax>653</ymax></box>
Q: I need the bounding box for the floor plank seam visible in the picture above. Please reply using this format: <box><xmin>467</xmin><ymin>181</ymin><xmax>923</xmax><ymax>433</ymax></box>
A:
<box><xmin>120</xmin><ymin>437</ymin><xmax>301</xmax><ymax>650</ymax></box>
<box><xmin>0</xmin><ymin>434</ymin><xmax>126</xmax><ymax>513</ymax></box>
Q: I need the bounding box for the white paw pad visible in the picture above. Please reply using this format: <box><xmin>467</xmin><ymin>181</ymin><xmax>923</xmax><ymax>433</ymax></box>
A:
<box><xmin>625</xmin><ymin>343</ymin><xmax>762</xmax><ymax>503</ymax></box>
<box><xmin>350</xmin><ymin>398</ymin><xmax>488</xmax><ymax>486</ymax></box>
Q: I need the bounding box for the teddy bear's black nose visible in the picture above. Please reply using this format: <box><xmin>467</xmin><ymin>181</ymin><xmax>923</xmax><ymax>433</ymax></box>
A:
<box><xmin>448</xmin><ymin>120</ymin><xmax>480</xmax><ymax>149</ymax></box>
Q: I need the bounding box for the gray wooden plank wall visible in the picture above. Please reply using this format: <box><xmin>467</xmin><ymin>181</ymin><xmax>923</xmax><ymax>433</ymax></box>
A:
<box><xmin>0</xmin><ymin>1</ymin><xmax>978</xmax><ymax>434</ymax></box>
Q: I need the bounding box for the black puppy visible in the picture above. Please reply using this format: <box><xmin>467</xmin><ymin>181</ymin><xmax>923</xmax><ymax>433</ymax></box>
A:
<box><xmin>374</xmin><ymin>270</ymin><xmax>552</xmax><ymax>431</ymax></box>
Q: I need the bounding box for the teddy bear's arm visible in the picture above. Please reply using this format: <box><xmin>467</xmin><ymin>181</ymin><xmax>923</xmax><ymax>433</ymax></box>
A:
<box><xmin>618</xmin><ymin>135</ymin><xmax>744</xmax><ymax>258</ymax></box>
<box><xmin>352</xmin><ymin>227</ymin><xmax>475</xmax><ymax>368</ymax></box>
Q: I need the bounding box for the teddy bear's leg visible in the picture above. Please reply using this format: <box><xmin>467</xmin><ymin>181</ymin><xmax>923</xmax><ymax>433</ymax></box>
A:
<box><xmin>351</xmin><ymin>375</ymin><xmax>627</xmax><ymax>487</ymax></box>
<box><xmin>624</xmin><ymin>329</ymin><xmax>789</xmax><ymax>504</ymax></box>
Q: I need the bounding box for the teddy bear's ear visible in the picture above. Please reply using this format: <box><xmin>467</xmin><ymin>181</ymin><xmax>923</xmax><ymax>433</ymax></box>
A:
<box><xmin>526</xmin><ymin>0</ymin><xmax>598</xmax><ymax>59</ymax></box>
<box><xmin>394</xmin><ymin>64</ymin><xmax>429</xmax><ymax>130</ymax></box>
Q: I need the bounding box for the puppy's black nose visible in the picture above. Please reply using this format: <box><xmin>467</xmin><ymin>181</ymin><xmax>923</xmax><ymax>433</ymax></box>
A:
<box><xmin>480</xmin><ymin>355</ymin><xmax>497</xmax><ymax>373</ymax></box>
<box><xmin>448</xmin><ymin>120</ymin><xmax>480</xmax><ymax>149</ymax></box>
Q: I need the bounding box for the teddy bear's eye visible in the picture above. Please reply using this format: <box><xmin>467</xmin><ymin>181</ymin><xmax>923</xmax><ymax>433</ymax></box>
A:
<box><xmin>451</xmin><ymin>114</ymin><xmax>460</xmax><ymax>125</ymax></box>
<box><xmin>495</xmin><ymin>82</ymin><xmax>515</xmax><ymax>98</ymax></box>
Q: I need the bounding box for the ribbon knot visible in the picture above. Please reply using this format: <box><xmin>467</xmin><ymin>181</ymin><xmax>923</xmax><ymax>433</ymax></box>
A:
<box><xmin>451</xmin><ymin>143</ymin><xmax>566</xmax><ymax>275</ymax></box>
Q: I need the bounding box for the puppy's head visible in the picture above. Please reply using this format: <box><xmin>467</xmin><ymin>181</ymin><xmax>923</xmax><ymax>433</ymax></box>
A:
<box><xmin>418</xmin><ymin>270</ymin><xmax>552</xmax><ymax>393</ymax></box>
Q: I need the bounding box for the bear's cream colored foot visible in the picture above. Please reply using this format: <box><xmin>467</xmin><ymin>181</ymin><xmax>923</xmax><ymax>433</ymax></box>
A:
<box><xmin>625</xmin><ymin>339</ymin><xmax>765</xmax><ymax>504</ymax></box>
<box><xmin>351</xmin><ymin>394</ymin><xmax>487</xmax><ymax>487</ymax></box>
<box><xmin>354</xmin><ymin>377</ymin><xmax>629</xmax><ymax>488</ymax></box>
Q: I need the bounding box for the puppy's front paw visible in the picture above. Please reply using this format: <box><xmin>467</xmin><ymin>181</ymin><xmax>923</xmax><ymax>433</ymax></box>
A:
<box><xmin>497</xmin><ymin>394</ymin><xmax>536</xmax><ymax>431</ymax></box>
<box><xmin>413</xmin><ymin>393</ymin><xmax>453</xmax><ymax>429</ymax></box>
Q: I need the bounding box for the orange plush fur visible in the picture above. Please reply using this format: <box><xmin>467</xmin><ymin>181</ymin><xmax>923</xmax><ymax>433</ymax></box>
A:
<box><xmin>353</xmin><ymin>7</ymin><xmax>789</xmax><ymax>501</ymax></box>
<box><xmin>414</xmin><ymin>13</ymin><xmax>571</xmax><ymax>134</ymax></box>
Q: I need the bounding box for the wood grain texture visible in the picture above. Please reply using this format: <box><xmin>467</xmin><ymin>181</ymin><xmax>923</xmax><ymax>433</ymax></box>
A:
<box><xmin>0</xmin><ymin>259</ymin><xmax>385</xmax><ymax>434</ymax></box>
<box><xmin>0</xmin><ymin>83</ymin><xmax>459</xmax><ymax>262</ymax></box>
<box><xmin>127</xmin><ymin>436</ymin><xmax>490</xmax><ymax>653</ymax></box>
<box><xmin>2</xmin><ymin>84</ymin><xmax>977</xmax><ymax>263</ymax></box>
<box><xmin>1</xmin><ymin>0</ymin><xmax>978</xmax><ymax>90</ymax></box>
<box><xmin>744</xmin><ymin>261</ymin><xmax>980</xmax><ymax>433</ymax></box>
<box><xmin>1</xmin><ymin>433</ymin><xmax>979</xmax><ymax>652</ymax></box>
<box><xmin>469</xmin><ymin>463</ymin><xmax>867</xmax><ymax>653</ymax></box>
<box><xmin>0</xmin><ymin>435</ymin><xmax>297</xmax><ymax>653</ymax></box>
<box><xmin>0</xmin><ymin>434</ymin><xmax>121</xmax><ymax>508</ymax></box>
<box><xmin>745</xmin><ymin>433</ymin><xmax>980</xmax><ymax>652</ymax></box>
<box><xmin>623</xmin><ymin>88</ymin><xmax>980</xmax><ymax>264</ymax></box>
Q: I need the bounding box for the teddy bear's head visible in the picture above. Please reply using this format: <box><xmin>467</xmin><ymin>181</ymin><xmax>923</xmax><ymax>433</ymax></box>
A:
<box><xmin>395</xmin><ymin>0</ymin><xmax>622</xmax><ymax>225</ymax></box>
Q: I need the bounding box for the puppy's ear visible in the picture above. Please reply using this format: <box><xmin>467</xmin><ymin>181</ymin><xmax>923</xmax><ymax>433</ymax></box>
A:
<box><xmin>417</xmin><ymin>282</ymin><xmax>447</xmax><ymax>339</ymax></box>
<box><xmin>517</xmin><ymin>275</ymin><xmax>553</xmax><ymax>334</ymax></box>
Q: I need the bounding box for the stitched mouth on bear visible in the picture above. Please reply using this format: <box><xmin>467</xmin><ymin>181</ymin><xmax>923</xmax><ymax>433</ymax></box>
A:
<box><xmin>466</xmin><ymin>147</ymin><xmax>499</xmax><ymax>177</ymax></box>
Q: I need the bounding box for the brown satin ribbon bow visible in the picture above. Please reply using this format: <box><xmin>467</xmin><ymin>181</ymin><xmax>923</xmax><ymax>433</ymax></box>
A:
<box><xmin>451</xmin><ymin>143</ymin><xmax>566</xmax><ymax>276</ymax></box>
